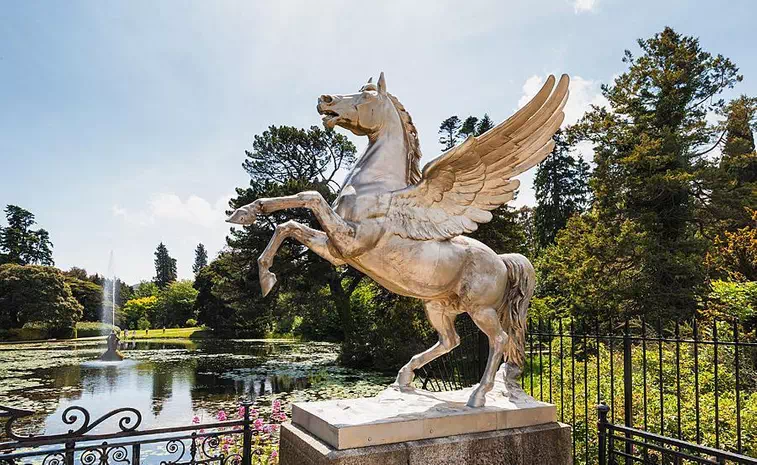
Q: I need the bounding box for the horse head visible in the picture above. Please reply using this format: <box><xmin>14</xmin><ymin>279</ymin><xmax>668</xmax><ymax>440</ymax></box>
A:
<box><xmin>317</xmin><ymin>72</ymin><xmax>399</xmax><ymax>137</ymax></box>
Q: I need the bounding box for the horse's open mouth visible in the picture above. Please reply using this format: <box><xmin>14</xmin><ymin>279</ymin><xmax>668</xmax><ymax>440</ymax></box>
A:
<box><xmin>319</xmin><ymin>109</ymin><xmax>340</xmax><ymax>127</ymax></box>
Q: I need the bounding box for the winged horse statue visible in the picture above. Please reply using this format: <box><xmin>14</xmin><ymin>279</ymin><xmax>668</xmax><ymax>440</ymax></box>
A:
<box><xmin>228</xmin><ymin>73</ymin><xmax>569</xmax><ymax>407</ymax></box>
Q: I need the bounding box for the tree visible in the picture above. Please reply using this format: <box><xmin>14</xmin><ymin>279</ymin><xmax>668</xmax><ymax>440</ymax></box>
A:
<box><xmin>459</xmin><ymin>116</ymin><xmax>479</xmax><ymax>138</ymax></box>
<box><xmin>438</xmin><ymin>116</ymin><xmax>462</xmax><ymax>150</ymax></box>
<box><xmin>200</xmin><ymin>124</ymin><xmax>368</xmax><ymax>346</ymax></box>
<box><xmin>153</xmin><ymin>242</ymin><xmax>177</xmax><ymax>288</ymax></box>
<box><xmin>63</xmin><ymin>267</ymin><xmax>89</xmax><ymax>281</ymax></box>
<box><xmin>0</xmin><ymin>205</ymin><xmax>54</xmax><ymax>266</ymax></box>
<box><xmin>193</xmin><ymin>243</ymin><xmax>208</xmax><ymax>275</ymax></box>
<box><xmin>534</xmin><ymin>130</ymin><xmax>590</xmax><ymax>249</ymax></box>
<box><xmin>156</xmin><ymin>280</ymin><xmax>198</xmax><ymax>327</ymax></box>
<box><xmin>64</xmin><ymin>276</ymin><xmax>103</xmax><ymax>321</ymax></box>
<box><xmin>121</xmin><ymin>296</ymin><xmax>158</xmax><ymax>330</ymax></box>
<box><xmin>0</xmin><ymin>264</ymin><xmax>82</xmax><ymax>333</ymax></box>
<box><xmin>134</xmin><ymin>281</ymin><xmax>160</xmax><ymax>298</ymax></box>
<box><xmin>695</xmin><ymin>95</ymin><xmax>757</xmax><ymax>237</ymax></box>
<box><xmin>705</xmin><ymin>209</ymin><xmax>757</xmax><ymax>282</ymax></box>
<box><xmin>556</xmin><ymin>27</ymin><xmax>742</xmax><ymax>320</ymax></box>
<box><xmin>476</xmin><ymin>114</ymin><xmax>494</xmax><ymax>135</ymax></box>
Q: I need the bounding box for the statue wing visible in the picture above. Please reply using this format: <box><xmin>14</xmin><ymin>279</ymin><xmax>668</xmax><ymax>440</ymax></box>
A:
<box><xmin>386</xmin><ymin>74</ymin><xmax>569</xmax><ymax>241</ymax></box>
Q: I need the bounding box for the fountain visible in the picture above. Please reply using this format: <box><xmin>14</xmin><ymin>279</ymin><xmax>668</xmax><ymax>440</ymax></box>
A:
<box><xmin>99</xmin><ymin>251</ymin><xmax>123</xmax><ymax>361</ymax></box>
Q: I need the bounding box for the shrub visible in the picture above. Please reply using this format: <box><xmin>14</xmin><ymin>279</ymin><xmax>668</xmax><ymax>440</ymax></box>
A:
<box><xmin>137</xmin><ymin>317</ymin><xmax>151</xmax><ymax>330</ymax></box>
<box><xmin>76</xmin><ymin>321</ymin><xmax>120</xmax><ymax>338</ymax></box>
<box><xmin>185</xmin><ymin>318</ymin><xmax>198</xmax><ymax>328</ymax></box>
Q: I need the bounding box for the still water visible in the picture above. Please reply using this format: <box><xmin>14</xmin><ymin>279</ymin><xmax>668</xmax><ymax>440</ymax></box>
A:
<box><xmin>0</xmin><ymin>338</ymin><xmax>390</xmax><ymax>436</ymax></box>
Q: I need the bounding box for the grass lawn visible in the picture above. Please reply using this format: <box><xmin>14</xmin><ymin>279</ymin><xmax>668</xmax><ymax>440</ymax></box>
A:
<box><xmin>120</xmin><ymin>327</ymin><xmax>210</xmax><ymax>339</ymax></box>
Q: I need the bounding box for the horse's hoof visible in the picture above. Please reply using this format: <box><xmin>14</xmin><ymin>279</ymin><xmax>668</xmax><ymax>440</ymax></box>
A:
<box><xmin>395</xmin><ymin>368</ymin><xmax>414</xmax><ymax>387</ymax></box>
<box><xmin>466</xmin><ymin>392</ymin><xmax>486</xmax><ymax>408</ymax></box>
<box><xmin>260</xmin><ymin>270</ymin><xmax>277</xmax><ymax>296</ymax></box>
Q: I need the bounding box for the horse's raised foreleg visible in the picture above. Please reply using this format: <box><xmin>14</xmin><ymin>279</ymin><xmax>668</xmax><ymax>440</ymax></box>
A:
<box><xmin>230</xmin><ymin>191</ymin><xmax>357</xmax><ymax>255</ymax></box>
<box><xmin>258</xmin><ymin>220</ymin><xmax>345</xmax><ymax>296</ymax></box>
<box><xmin>467</xmin><ymin>306</ymin><xmax>509</xmax><ymax>408</ymax></box>
<box><xmin>394</xmin><ymin>301</ymin><xmax>460</xmax><ymax>388</ymax></box>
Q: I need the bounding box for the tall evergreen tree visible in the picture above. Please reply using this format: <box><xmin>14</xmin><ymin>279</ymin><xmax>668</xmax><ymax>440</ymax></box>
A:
<box><xmin>192</xmin><ymin>243</ymin><xmax>208</xmax><ymax>275</ymax></box>
<box><xmin>476</xmin><ymin>114</ymin><xmax>494</xmax><ymax>135</ymax></box>
<box><xmin>547</xmin><ymin>27</ymin><xmax>742</xmax><ymax>320</ymax></box>
<box><xmin>153</xmin><ymin>242</ymin><xmax>177</xmax><ymax>288</ymax></box>
<box><xmin>0</xmin><ymin>205</ymin><xmax>54</xmax><ymax>266</ymax></box>
<box><xmin>438</xmin><ymin>116</ymin><xmax>462</xmax><ymax>150</ymax></box>
<box><xmin>459</xmin><ymin>116</ymin><xmax>479</xmax><ymax>138</ymax></box>
<box><xmin>534</xmin><ymin>130</ymin><xmax>590</xmax><ymax>248</ymax></box>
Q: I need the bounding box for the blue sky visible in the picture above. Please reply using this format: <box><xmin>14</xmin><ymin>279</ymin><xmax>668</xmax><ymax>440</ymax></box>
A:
<box><xmin>2</xmin><ymin>0</ymin><xmax>756</xmax><ymax>284</ymax></box>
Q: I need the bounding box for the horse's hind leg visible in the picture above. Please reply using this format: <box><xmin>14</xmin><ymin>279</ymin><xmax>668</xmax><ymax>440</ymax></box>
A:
<box><xmin>395</xmin><ymin>301</ymin><xmax>460</xmax><ymax>387</ymax></box>
<box><xmin>467</xmin><ymin>307</ymin><xmax>509</xmax><ymax>407</ymax></box>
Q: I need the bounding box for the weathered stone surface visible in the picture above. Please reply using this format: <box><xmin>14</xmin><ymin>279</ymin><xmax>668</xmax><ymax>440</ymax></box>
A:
<box><xmin>292</xmin><ymin>386</ymin><xmax>555</xmax><ymax>449</ymax></box>
<box><xmin>280</xmin><ymin>421</ymin><xmax>572</xmax><ymax>465</ymax></box>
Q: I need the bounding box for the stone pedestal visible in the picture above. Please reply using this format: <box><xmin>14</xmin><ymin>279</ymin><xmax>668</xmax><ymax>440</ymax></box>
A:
<box><xmin>280</xmin><ymin>385</ymin><xmax>572</xmax><ymax>464</ymax></box>
<box><xmin>280</xmin><ymin>421</ymin><xmax>572</xmax><ymax>465</ymax></box>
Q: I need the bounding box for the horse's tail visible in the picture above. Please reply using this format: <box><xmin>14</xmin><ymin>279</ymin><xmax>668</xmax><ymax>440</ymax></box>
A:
<box><xmin>497</xmin><ymin>253</ymin><xmax>536</xmax><ymax>369</ymax></box>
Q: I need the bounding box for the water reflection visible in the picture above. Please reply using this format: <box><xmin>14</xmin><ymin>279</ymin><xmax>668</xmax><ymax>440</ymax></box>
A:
<box><xmin>0</xmin><ymin>339</ymin><xmax>354</xmax><ymax>436</ymax></box>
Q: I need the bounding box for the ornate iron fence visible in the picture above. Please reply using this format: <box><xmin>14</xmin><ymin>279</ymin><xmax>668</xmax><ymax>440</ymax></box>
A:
<box><xmin>597</xmin><ymin>403</ymin><xmax>757</xmax><ymax>465</ymax></box>
<box><xmin>0</xmin><ymin>404</ymin><xmax>270</xmax><ymax>465</ymax></box>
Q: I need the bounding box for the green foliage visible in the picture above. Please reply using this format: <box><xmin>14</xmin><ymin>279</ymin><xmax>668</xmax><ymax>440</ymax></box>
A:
<box><xmin>0</xmin><ymin>205</ymin><xmax>54</xmax><ymax>266</ymax></box>
<box><xmin>706</xmin><ymin>280</ymin><xmax>757</xmax><ymax>326</ymax></box>
<box><xmin>122</xmin><ymin>296</ymin><xmax>158</xmax><ymax>330</ymax></box>
<box><xmin>134</xmin><ymin>281</ymin><xmax>160</xmax><ymax>298</ymax></box>
<box><xmin>534</xmin><ymin>130</ymin><xmax>590</xmax><ymax>249</ymax></box>
<box><xmin>137</xmin><ymin>317</ymin><xmax>151</xmax><ymax>331</ymax></box>
<box><xmin>64</xmin><ymin>276</ymin><xmax>103</xmax><ymax>321</ymax></box>
<box><xmin>193</xmin><ymin>243</ymin><xmax>208</xmax><ymax>275</ymax></box>
<box><xmin>155</xmin><ymin>280</ymin><xmax>198</xmax><ymax>328</ymax></box>
<box><xmin>0</xmin><ymin>264</ymin><xmax>82</xmax><ymax>334</ymax></box>
<box><xmin>706</xmin><ymin>209</ymin><xmax>757</xmax><ymax>282</ymax></box>
<box><xmin>185</xmin><ymin>318</ymin><xmax>198</xmax><ymax>327</ymax></box>
<box><xmin>438</xmin><ymin>116</ymin><xmax>461</xmax><ymax>150</ymax></box>
<box><xmin>75</xmin><ymin>321</ymin><xmax>119</xmax><ymax>338</ymax></box>
<box><xmin>153</xmin><ymin>242</ymin><xmax>177</xmax><ymax>288</ymax></box>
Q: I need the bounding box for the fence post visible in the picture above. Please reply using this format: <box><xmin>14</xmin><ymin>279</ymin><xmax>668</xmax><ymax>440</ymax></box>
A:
<box><xmin>597</xmin><ymin>403</ymin><xmax>610</xmax><ymax>465</ymax></box>
<box><xmin>64</xmin><ymin>440</ymin><xmax>74</xmax><ymax>465</ymax></box>
<box><xmin>241</xmin><ymin>401</ymin><xmax>252</xmax><ymax>465</ymax></box>
<box><xmin>623</xmin><ymin>320</ymin><xmax>633</xmax><ymax>465</ymax></box>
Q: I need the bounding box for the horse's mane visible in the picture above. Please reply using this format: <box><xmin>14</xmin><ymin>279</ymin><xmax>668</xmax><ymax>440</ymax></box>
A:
<box><xmin>387</xmin><ymin>93</ymin><xmax>422</xmax><ymax>185</ymax></box>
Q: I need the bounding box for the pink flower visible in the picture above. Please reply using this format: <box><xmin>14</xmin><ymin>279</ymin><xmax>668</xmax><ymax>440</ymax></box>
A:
<box><xmin>237</xmin><ymin>406</ymin><xmax>246</xmax><ymax>418</ymax></box>
<box><xmin>251</xmin><ymin>408</ymin><xmax>259</xmax><ymax>419</ymax></box>
<box><xmin>253</xmin><ymin>418</ymin><xmax>264</xmax><ymax>430</ymax></box>
<box><xmin>192</xmin><ymin>416</ymin><xmax>200</xmax><ymax>424</ymax></box>
<box><xmin>272</xmin><ymin>400</ymin><xmax>281</xmax><ymax>414</ymax></box>
<box><xmin>270</xmin><ymin>450</ymin><xmax>278</xmax><ymax>459</ymax></box>
<box><xmin>217</xmin><ymin>410</ymin><xmax>228</xmax><ymax>421</ymax></box>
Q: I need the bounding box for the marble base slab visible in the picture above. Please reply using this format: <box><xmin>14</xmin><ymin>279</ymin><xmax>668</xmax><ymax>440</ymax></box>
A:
<box><xmin>292</xmin><ymin>385</ymin><xmax>556</xmax><ymax>450</ymax></box>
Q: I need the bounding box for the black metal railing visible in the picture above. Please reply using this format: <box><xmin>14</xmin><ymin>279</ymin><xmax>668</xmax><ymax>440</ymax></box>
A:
<box><xmin>525</xmin><ymin>317</ymin><xmax>757</xmax><ymax>464</ymax></box>
<box><xmin>597</xmin><ymin>403</ymin><xmax>757</xmax><ymax>465</ymax></box>
<box><xmin>0</xmin><ymin>403</ymin><xmax>278</xmax><ymax>465</ymax></box>
<box><xmin>416</xmin><ymin>315</ymin><xmax>757</xmax><ymax>464</ymax></box>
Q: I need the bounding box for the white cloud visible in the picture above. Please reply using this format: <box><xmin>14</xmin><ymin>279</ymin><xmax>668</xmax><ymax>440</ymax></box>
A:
<box><xmin>113</xmin><ymin>193</ymin><xmax>233</xmax><ymax>229</ymax></box>
<box><xmin>573</xmin><ymin>0</ymin><xmax>598</xmax><ymax>13</ymax></box>
<box><xmin>518</xmin><ymin>74</ymin><xmax>608</xmax><ymax>126</ymax></box>
<box><xmin>512</xmin><ymin>74</ymin><xmax>608</xmax><ymax>207</ymax></box>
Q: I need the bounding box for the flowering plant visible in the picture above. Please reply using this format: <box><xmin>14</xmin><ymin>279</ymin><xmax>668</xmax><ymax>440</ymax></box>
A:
<box><xmin>191</xmin><ymin>401</ymin><xmax>287</xmax><ymax>465</ymax></box>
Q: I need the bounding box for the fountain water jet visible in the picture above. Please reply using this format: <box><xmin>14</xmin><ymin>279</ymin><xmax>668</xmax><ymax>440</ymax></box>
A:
<box><xmin>99</xmin><ymin>251</ymin><xmax>123</xmax><ymax>361</ymax></box>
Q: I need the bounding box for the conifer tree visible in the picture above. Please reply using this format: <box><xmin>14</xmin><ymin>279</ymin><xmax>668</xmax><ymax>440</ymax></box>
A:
<box><xmin>192</xmin><ymin>243</ymin><xmax>208</xmax><ymax>275</ymax></box>
<box><xmin>438</xmin><ymin>116</ymin><xmax>462</xmax><ymax>150</ymax></box>
<box><xmin>153</xmin><ymin>242</ymin><xmax>177</xmax><ymax>288</ymax></box>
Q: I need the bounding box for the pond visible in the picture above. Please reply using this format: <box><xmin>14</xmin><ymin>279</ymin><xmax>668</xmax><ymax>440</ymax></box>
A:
<box><xmin>0</xmin><ymin>338</ymin><xmax>392</xmax><ymax>437</ymax></box>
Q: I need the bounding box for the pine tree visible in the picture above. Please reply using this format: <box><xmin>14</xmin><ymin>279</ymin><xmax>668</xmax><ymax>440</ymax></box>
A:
<box><xmin>153</xmin><ymin>242</ymin><xmax>177</xmax><ymax>288</ymax></box>
<box><xmin>0</xmin><ymin>205</ymin><xmax>54</xmax><ymax>266</ymax></box>
<box><xmin>476</xmin><ymin>114</ymin><xmax>494</xmax><ymax>135</ymax></box>
<box><xmin>459</xmin><ymin>116</ymin><xmax>479</xmax><ymax>138</ymax></box>
<box><xmin>193</xmin><ymin>243</ymin><xmax>208</xmax><ymax>275</ymax></box>
<box><xmin>438</xmin><ymin>116</ymin><xmax>462</xmax><ymax>150</ymax></box>
<box><xmin>553</xmin><ymin>27</ymin><xmax>742</xmax><ymax>320</ymax></box>
<box><xmin>534</xmin><ymin>130</ymin><xmax>590</xmax><ymax>248</ymax></box>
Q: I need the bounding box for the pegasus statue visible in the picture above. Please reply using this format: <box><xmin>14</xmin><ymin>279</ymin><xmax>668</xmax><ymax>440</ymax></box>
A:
<box><xmin>228</xmin><ymin>73</ymin><xmax>569</xmax><ymax>407</ymax></box>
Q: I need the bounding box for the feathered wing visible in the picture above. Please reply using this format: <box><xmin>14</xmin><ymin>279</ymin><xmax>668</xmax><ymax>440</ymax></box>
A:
<box><xmin>386</xmin><ymin>74</ymin><xmax>569</xmax><ymax>241</ymax></box>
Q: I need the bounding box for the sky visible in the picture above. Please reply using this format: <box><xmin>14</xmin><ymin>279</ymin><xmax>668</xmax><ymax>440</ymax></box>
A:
<box><xmin>2</xmin><ymin>0</ymin><xmax>757</xmax><ymax>284</ymax></box>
